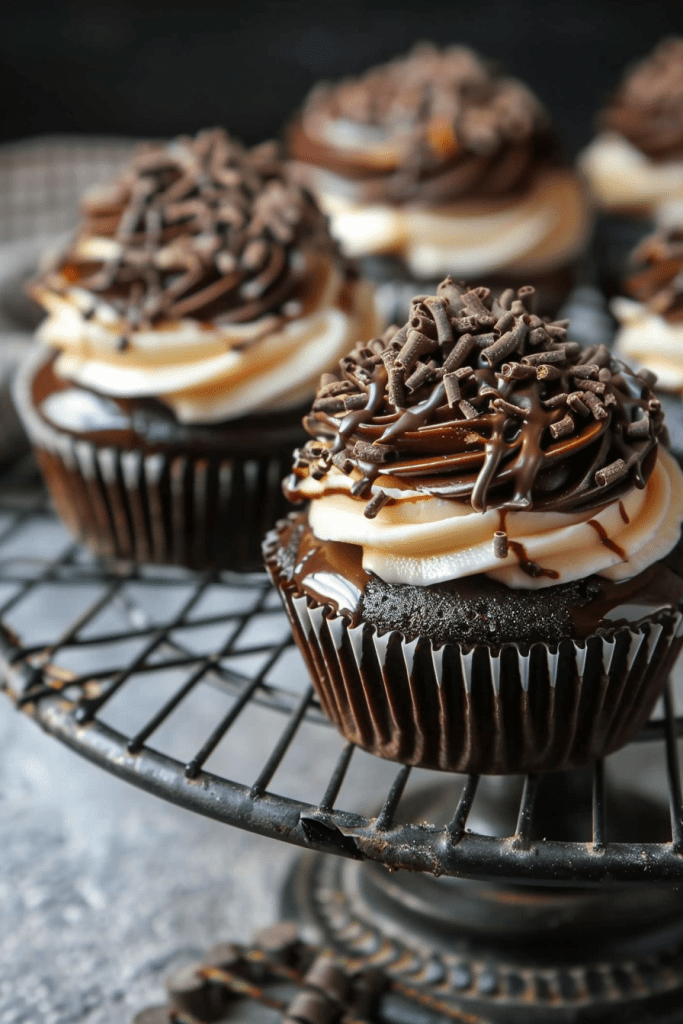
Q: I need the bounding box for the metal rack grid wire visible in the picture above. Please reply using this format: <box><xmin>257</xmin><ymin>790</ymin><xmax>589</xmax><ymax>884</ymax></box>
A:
<box><xmin>3</xmin><ymin>457</ymin><xmax>683</xmax><ymax>885</ymax></box>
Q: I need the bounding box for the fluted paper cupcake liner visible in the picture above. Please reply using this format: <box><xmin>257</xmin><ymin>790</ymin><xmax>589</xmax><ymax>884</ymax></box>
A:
<box><xmin>14</xmin><ymin>352</ymin><xmax>297</xmax><ymax>572</ymax></box>
<box><xmin>265</xmin><ymin>531</ymin><xmax>683</xmax><ymax>774</ymax></box>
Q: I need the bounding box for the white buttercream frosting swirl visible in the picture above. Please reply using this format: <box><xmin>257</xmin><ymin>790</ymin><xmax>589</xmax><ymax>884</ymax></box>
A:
<box><xmin>579</xmin><ymin>132</ymin><xmax>683</xmax><ymax>214</ymax></box>
<box><xmin>34</xmin><ymin>262</ymin><xmax>378</xmax><ymax>423</ymax></box>
<box><xmin>313</xmin><ymin>168</ymin><xmax>590</xmax><ymax>275</ymax></box>
<box><xmin>297</xmin><ymin>447</ymin><xmax>683</xmax><ymax>589</ymax></box>
<box><xmin>612</xmin><ymin>296</ymin><xmax>683</xmax><ymax>392</ymax></box>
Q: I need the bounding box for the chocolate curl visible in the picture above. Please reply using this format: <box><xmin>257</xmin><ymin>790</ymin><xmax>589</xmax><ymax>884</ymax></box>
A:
<box><xmin>454</xmin><ymin>365</ymin><xmax>475</xmax><ymax>381</ymax></box>
<box><xmin>318</xmin><ymin>379</ymin><xmax>355</xmax><ymax>397</ymax></box>
<box><xmin>343</xmin><ymin>393</ymin><xmax>371</xmax><ymax>411</ymax></box>
<box><xmin>473</xmin><ymin>332</ymin><xmax>497</xmax><ymax>348</ymax></box>
<box><xmin>583</xmin><ymin>392</ymin><xmax>608</xmax><ymax>420</ymax></box>
<box><xmin>637</xmin><ymin>367</ymin><xmax>659</xmax><ymax>388</ymax></box>
<box><xmin>517</xmin><ymin>285</ymin><xmax>536</xmax><ymax>311</ymax></box>
<box><xmin>578</xmin><ymin>378</ymin><xmax>606</xmax><ymax>395</ymax></box>
<box><xmin>442</xmin><ymin>333</ymin><xmax>477</xmax><ymax>372</ymax></box>
<box><xmin>481</xmin><ymin>321</ymin><xmax>526</xmax><ymax>367</ymax></box>
<box><xmin>560</xmin><ymin>342</ymin><xmax>581</xmax><ymax>359</ymax></box>
<box><xmin>332</xmin><ymin>451</ymin><xmax>353</xmax><ymax>473</ymax></box>
<box><xmin>423</xmin><ymin>296</ymin><xmax>454</xmax><ymax>345</ymax></box>
<box><xmin>542</xmin><ymin>392</ymin><xmax>569</xmax><ymax>408</ymax></box>
<box><xmin>593</xmin><ymin>345</ymin><xmax>612</xmax><ymax>368</ymax></box>
<box><xmin>313</xmin><ymin>396</ymin><xmax>347</xmax><ymax>414</ymax></box>
<box><xmin>436</xmin><ymin>276</ymin><xmax>466</xmax><ymax>313</ymax></box>
<box><xmin>443</xmin><ymin>372</ymin><xmax>461</xmax><ymax>407</ymax></box>
<box><xmin>598</xmin><ymin>367</ymin><xmax>613</xmax><ymax>383</ymax></box>
<box><xmin>458</xmin><ymin>399</ymin><xmax>479</xmax><ymax>420</ymax></box>
<box><xmin>529</xmin><ymin>327</ymin><xmax>551</xmax><ymax>347</ymax></box>
<box><xmin>567</xmin><ymin>392</ymin><xmax>590</xmax><ymax>416</ymax></box>
<box><xmin>627</xmin><ymin>413</ymin><xmax>651</xmax><ymax>438</ymax></box>
<box><xmin>501</xmin><ymin>362</ymin><xmax>536</xmax><ymax>380</ymax></box>
<box><xmin>604</xmin><ymin>392</ymin><xmax>617</xmax><ymax>408</ymax></box>
<box><xmin>522</xmin><ymin>349</ymin><xmax>566</xmax><ymax>366</ymax></box>
<box><xmin>543</xmin><ymin>324</ymin><xmax>567</xmax><ymax>342</ymax></box>
<box><xmin>536</xmin><ymin>363</ymin><xmax>563</xmax><ymax>381</ymax></box>
<box><xmin>493</xmin><ymin>530</ymin><xmax>509</xmax><ymax>559</ymax></box>
<box><xmin>388</xmin><ymin>367</ymin><xmax>405</xmax><ymax>409</ymax></box>
<box><xmin>510</xmin><ymin>299</ymin><xmax>527</xmax><ymax>316</ymax></box>
<box><xmin>571</xmin><ymin>364</ymin><xmax>600</xmax><ymax>380</ymax></box>
<box><xmin>491</xmin><ymin>397</ymin><xmax>530</xmax><ymax>419</ymax></box>
<box><xmin>405</xmin><ymin>362</ymin><xmax>434</xmax><ymax>393</ymax></box>
<box><xmin>495</xmin><ymin>310</ymin><xmax>515</xmax><ymax>333</ymax></box>
<box><xmin>397</xmin><ymin>328</ymin><xmax>438</xmax><ymax>371</ymax></box>
<box><xmin>595</xmin><ymin>458</ymin><xmax>628</xmax><ymax>487</ymax></box>
<box><xmin>462</xmin><ymin>289</ymin><xmax>489</xmax><ymax>315</ymax></box>
<box><xmin>409</xmin><ymin>312</ymin><xmax>436</xmax><ymax>337</ymax></box>
<box><xmin>499</xmin><ymin>288</ymin><xmax>515</xmax><ymax>310</ymax></box>
<box><xmin>354</xmin><ymin>440</ymin><xmax>392</xmax><ymax>463</ymax></box>
<box><xmin>549</xmin><ymin>413</ymin><xmax>575</xmax><ymax>439</ymax></box>
<box><xmin>364</xmin><ymin>490</ymin><xmax>391</xmax><ymax>519</ymax></box>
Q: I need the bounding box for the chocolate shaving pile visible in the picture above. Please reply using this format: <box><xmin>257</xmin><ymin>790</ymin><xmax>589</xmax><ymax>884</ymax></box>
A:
<box><xmin>602</xmin><ymin>38</ymin><xmax>683</xmax><ymax>161</ymax></box>
<box><xmin>37</xmin><ymin>129</ymin><xmax>337</xmax><ymax>340</ymax></box>
<box><xmin>289</xmin><ymin>43</ymin><xmax>560</xmax><ymax>204</ymax></box>
<box><xmin>291</xmin><ymin>279</ymin><xmax>663</xmax><ymax>516</ymax></box>
<box><xmin>626</xmin><ymin>223</ymin><xmax>683</xmax><ymax>322</ymax></box>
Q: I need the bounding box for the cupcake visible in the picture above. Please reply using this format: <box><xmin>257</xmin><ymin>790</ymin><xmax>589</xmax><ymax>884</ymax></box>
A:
<box><xmin>265</xmin><ymin>279</ymin><xmax>683</xmax><ymax>774</ymax></box>
<box><xmin>611</xmin><ymin>209</ymin><xmax>683</xmax><ymax>459</ymax></box>
<box><xmin>579</xmin><ymin>39</ymin><xmax>683</xmax><ymax>295</ymax></box>
<box><xmin>14</xmin><ymin>129</ymin><xmax>379</xmax><ymax>571</ymax></box>
<box><xmin>287</xmin><ymin>44</ymin><xmax>591</xmax><ymax>313</ymax></box>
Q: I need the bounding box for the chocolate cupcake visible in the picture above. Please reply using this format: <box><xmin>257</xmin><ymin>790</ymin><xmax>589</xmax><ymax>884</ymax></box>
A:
<box><xmin>265</xmin><ymin>280</ymin><xmax>683</xmax><ymax>774</ymax></box>
<box><xmin>14</xmin><ymin>129</ymin><xmax>379</xmax><ymax>571</ymax></box>
<box><xmin>611</xmin><ymin>211</ymin><xmax>683</xmax><ymax>459</ymax></box>
<box><xmin>580</xmin><ymin>39</ymin><xmax>683</xmax><ymax>296</ymax></box>
<box><xmin>287</xmin><ymin>43</ymin><xmax>591</xmax><ymax>314</ymax></box>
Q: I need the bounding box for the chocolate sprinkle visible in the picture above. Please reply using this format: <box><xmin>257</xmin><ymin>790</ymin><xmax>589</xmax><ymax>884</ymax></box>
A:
<box><xmin>34</xmin><ymin>129</ymin><xmax>337</xmax><ymax>336</ymax></box>
<box><xmin>290</xmin><ymin>278</ymin><xmax>665</xmax><ymax>516</ymax></box>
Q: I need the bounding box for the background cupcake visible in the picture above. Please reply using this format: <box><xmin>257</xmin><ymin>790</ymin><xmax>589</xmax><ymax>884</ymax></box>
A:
<box><xmin>611</xmin><ymin>207</ymin><xmax>683</xmax><ymax>460</ymax></box>
<box><xmin>265</xmin><ymin>279</ymin><xmax>683</xmax><ymax>774</ymax></box>
<box><xmin>14</xmin><ymin>128</ymin><xmax>378</xmax><ymax>571</ymax></box>
<box><xmin>287</xmin><ymin>43</ymin><xmax>591</xmax><ymax>314</ymax></box>
<box><xmin>580</xmin><ymin>38</ymin><xmax>683</xmax><ymax>296</ymax></box>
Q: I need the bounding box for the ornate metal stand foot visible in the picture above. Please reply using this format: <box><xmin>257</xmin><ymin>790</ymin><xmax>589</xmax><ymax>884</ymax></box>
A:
<box><xmin>283</xmin><ymin>778</ymin><xmax>683</xmax><ymax>1024</ymax></box>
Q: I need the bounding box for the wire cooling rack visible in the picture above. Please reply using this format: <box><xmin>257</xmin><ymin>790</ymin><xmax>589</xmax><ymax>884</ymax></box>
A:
<box><xmin>3</xmin><ymin>455</ymin><xmax>683</xmax><ymax>885</ymax></box>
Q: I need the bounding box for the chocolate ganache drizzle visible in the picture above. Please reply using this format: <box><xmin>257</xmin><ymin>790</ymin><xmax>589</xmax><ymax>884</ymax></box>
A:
<box><xmin>37</xmin><ymin>129</ymin><xmax>337</xmax><ymax>343</ymax></box>
<box><xmin>289</xmin><ymin>43</ymin><xmax>560</xmax><ymax>205</ymax></box>
<box><xmin>602</xmin><ymin>38</ymin><xmax>683</xmax><ymax>162</ymax></box>
<box><xmin>625</xmin><ymin>223</ymin><xmax>683</xmax><ymax>322</ymax></box>
<box><xmin>288</xmin><ymin>279</ymin><xmax>663</xmax><ymax>519</ymax></box>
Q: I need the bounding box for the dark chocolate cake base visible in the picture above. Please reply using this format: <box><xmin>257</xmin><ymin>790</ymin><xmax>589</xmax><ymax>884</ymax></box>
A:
<box><xmin>264</xmin><ymin>514</ymin><xmax>683</xmax><ymax>775</ymax></box>
<box><xmin>14</xmin><ymin>346</ymin><xmax>306</xmax><ymax>572</ymax></box>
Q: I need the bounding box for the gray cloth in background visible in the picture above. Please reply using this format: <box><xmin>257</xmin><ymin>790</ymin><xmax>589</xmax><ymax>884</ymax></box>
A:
<box><xmin>0</xmin><ymin>135</ymin><xmax>136</xmax><ymax>462</ymax></box>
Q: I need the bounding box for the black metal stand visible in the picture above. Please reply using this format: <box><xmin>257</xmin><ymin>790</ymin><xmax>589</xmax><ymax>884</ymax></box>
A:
<box><xmin>4</xmin><ymin>455</ymin><xmax>683</xmax><ymax>1022</ymax></box>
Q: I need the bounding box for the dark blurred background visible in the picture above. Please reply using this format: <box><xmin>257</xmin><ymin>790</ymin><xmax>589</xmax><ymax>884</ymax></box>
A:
<box><xmin>0</xmin><ymin>1</ymin><xmax>682</xmax><ymax>156</ymax></box>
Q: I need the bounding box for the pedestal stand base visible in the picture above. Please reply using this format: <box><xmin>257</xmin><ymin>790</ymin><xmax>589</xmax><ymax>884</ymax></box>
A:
<box><xmin>282</xmin><ymin>779</ymin><xmax>683</xmax><ymax>1024</ymax></box>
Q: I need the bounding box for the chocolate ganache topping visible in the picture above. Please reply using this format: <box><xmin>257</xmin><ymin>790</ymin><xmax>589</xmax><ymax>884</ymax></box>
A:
<box><xmin>601</xmin><ymin>38</ymin><xmax>683</xmax><ymax>162</ymax></box>
<box><xmin>37</xmin><ymin>128</ymin><xmax>337</xmax><ymax>343</ymax></box>
<box><xmin>289</xmin><ymin>43</ymin><xmax>560</xmax><ymax>205</ymax></box>
<box><xmin>288</xmin><ymin>279</ymin><xmax>664</xmax><ymax>517</ymax></box>
<box><xmin>625</xmin><ymin>223</ymin><xmax>683</xmax><ymax>322</ymax></box>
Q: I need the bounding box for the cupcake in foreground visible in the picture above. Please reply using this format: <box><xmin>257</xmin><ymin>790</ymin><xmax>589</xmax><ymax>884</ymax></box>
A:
<box><xmin>265</xmin><ymin>279</ymin><xmax>683</xmax><ymax>774</ymax></box>
<box><xmin>14</xmin><ymin>129</ymin><xmax>378</xmax><ymax>571</ymax></box>
<box><xmin>287</xmin><ymin>44</ymin><xmax>591</xmax><ymax>310</ymax></box>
